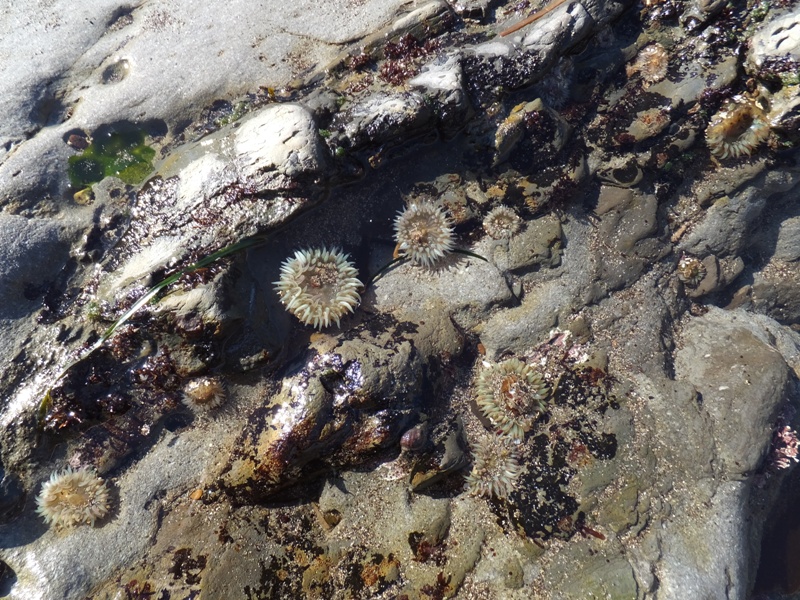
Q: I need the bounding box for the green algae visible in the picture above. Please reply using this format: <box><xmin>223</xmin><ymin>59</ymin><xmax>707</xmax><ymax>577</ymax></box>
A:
<box><xmin>68</xmin><ymin>127</ymin><xmax>155</xmax><ymax>188</ymax></box>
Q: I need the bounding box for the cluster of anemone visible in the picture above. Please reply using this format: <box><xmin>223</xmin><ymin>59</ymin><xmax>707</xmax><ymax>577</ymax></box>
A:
<box><xmin>36</xmin><ymin>467</ymin><xmax>111</xmax><ymax>528</ymax></box>
<box><xmin>465</xmin><ymin>434</ymin><xmax>523</xmax><ymax>499</ymax></box>
<box><xmin>393</xmin><ymin>202</ymin><xmax>455</xmax><ymax>267</ymax></box>
<box><xmin>677</xmin><ymin>254</ymin><xmax>706</xmax><ymax>287</ymax></box>
<box><xmin>476</xmin><ymin>358</ymin><xmax>550</xmax><ymax>440</ymax></box>
<box><xmin>274</xmin><ymin>247</ymin><xmax>363</xmax><ymax>330</ymax></box>
<box><xmin>465</xmin><ymin>357</ymin><xmax>550</xmax><ymax>499</ymax></box>
<box><xmin>705</xmin><ymin>95</ymin><xmax>770</xmax><ymax>159</ymax></box>
<box><xmin>483</xmin><ymin>205</ymin><xmax>521</xmax><ymax>240</ymax></box>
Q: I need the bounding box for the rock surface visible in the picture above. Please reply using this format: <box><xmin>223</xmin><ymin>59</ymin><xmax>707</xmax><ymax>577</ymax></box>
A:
<box><xmin>2</xmin><ymin>0</ymin><xmax>800</xmax><ymax>599</ymax></box>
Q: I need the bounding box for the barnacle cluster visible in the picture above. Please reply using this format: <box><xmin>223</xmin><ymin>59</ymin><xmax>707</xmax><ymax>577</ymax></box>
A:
<box><xmin>626</xmin><ymin>43</ymin><xmax>669</xmax><ymax>84</ymax></box>
<box><xmin>394</xmin><ymin>202</ymin><xmax>455</xmax><ymax>267</ymax></box>
<box><xmin>36</xmin><ymin>467</ymin><xmax>110</xmax><ymax>528</ymax></box>
<box><xmin>677</xmin><ymin>254</ymin><xmax>706</xmax><ymax>286</ymax></box>
<box><xmin>533</xmin><ymin>57</ymin><xmax>574</xmax><ymax>109</ymax></box>
<box><xmin>705</xmin><ymin>95</ymin><xmax>770</xmax><ymax>159</ymax></box>
<box><xmin>483</xmin><ymin>205</ymin><xmax>521</xmax><ymax>240</ymax></box>
<box><xmin>476</xmin><ymin>358</ymin><xmax>550</xmax><ymax>440</ymax></box>
<box><xmin>274</xmin><ymin>247</ymin><xmax>363</xmax><ymax>329</ymax></box>
<box><xmin>465</xmin><ymin>434</ymin><xmax>523</xmax><ymax>499</ymax></box>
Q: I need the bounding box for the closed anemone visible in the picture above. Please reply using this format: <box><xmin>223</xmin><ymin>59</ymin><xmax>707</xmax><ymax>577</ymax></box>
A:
<box><xmin>36</xmin><ymin>467</ymin><xmax>110</xmax><ymax>528</ymax></box>
<box><xmin>274</xmin><ymin>247</ymin><xmax>362</xmax><ymax>329</ymax></box>
<box><xmin>183</xmin><ymin>376</ymin><xmax>226</xmax><ymax>411</ymax></box>
<box><xmin>465</xmin><ymin>434</ymin><xmax>523</xmax><ymax>499</ymax></box>
<box><xmin>705</xmin><ymin>96</ymin><xmax>770</xmax><ymax>159</ymax></box>
<box><xmin>476</xmin><ymin>358</ymin><xmax>549</xmax><ymax>440</ymax></box>
<box><xmin>677</xmin><ymin>255</ymin><xmax>706</xmax><ymax>286</ymax></box>
<box><xmin>394</xmin><ymin>202</ymin><xmax>455</xmax><ymax>267</ymax></box>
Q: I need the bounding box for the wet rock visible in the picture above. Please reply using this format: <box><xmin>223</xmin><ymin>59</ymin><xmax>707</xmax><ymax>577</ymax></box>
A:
<box><xmin>0</xmin><ymin>214</ymin><xmax>72</xmax><ymax>321</ymax></box>
<box><xmin>751</xmin><ymin>263</ymin><xmax>800</xmax><ymax>325</ymax></box>
<box><xmin>767</xmin><ymin>84</ymin><xmax>800</xmax><ymax>132</ymax></box>
<box><xmin>747</xmin><ymin>5</ymin><xmax>800</xmax><ymax>77</ymax></box>
<box><xmin>331</xmin><ymin>92</ymin><xmax>434</xmax><ymax>153</ymax></box>
<box><xmin>674</xmin><ymin>308</ymin><xmax>790</xmax><ymax>473</ymax></box>
<box><xmin>480</xmin><ymin>213</ymin><xmax>563</xmax><ymax>273</ymax></box>
<box><xmin>220</xmin><ymin>324</ymin><xmax>423</xmax><ymax>502</ymax></box>
<box><xmin>389</xmin><ymin>0</ymin><xmax>454</xmax><ymax>40</ymax></box>
<box><xmin>632</xmin><ymin>307</ymin><xmax>793</xmax><ymax>599</ymax></box>
<box><xmin>409</xmin><ymin>422</ymin><xmax>468</xmax><ymax>491</ymax></box>
<box><xmin>447</xmin><ymin>0</ymin><xmax>497</xmax><ymax>19</ymax></box>
<box><xmin>774</xmin><ymin>215</ymin><xmax>800</xmax><ymax>262</ymax></box>
<box><xmin>370</xmin><ymin>250</ymin><xmax>513</xmax><ymax>335</ymax></box>
<box><xmin>97</xmin><ymin>103</ymin><xmax>331</xmax><ymax>303</ymax></box>
<box><xmin>493</xmin><ymin>98</ymin><xmax>571</xmax><ymax>166</ymax></box>
<box><xmin>462</xmin><ymin>0</ymin><xmax>634</xmax><ymax>102</ymax></box>
<box><xmin>679</xmin><ymin>166</ymin><xmax>800</xmax><ymax>258</ymax></box>
<box><xmin>409</xmin><ymin>53</ymin><xmax>473</xmax><ymax>137</ymax></box>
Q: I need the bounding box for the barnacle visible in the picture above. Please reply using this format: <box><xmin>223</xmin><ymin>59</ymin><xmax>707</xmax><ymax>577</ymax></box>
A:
<box><xmin>274</xmin><ymin>247</ymin><xmax>363</xmax><ymax>329</ymax></box>
<box><xmin>705</xmin><ymin>96</ymin><xmax>770</xmax><ymax>159</ymax></box>
<box><xmin>476</xmin><ymin>358</ymin><xmax>549</xmax><ymax>440</ymax></box>
<box><xmin>483</xmin><ymin>205</ymin><xmax>521</xmax><ymax>239</ymax></box>
<box><xmin>394</xmin><ymin>202</ymin><xmax>455</xmax><ymax>267</ymax></box>
<box><xmin>465</xmin><ymin>434</ymin><xmax>523</xmax><ymax>499</ymax></box>
<box><xmin>36</xmin><ymin>467</ymin><xmax>110</xmax><ymax>528</ymax></box>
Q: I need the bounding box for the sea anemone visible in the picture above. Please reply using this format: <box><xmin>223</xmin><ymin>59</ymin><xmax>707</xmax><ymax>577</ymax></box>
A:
<box><xmin>274</xmin><ymin>247</ymin><xmax>363</xmax><ymax>329</ymax></box>
<box><xmin>465</xmin><ymin>434</ymin><xmax>523</xmax><ymax>499</ymax></box>
<box><xmin>626</xmin><ymin>43</ymin><xmax>669</xmax><ymax>84</ymax></box>
<box><xmin>36</xmin><ymin>467</ymin><xmax>110</xmax><ymax>528</ymax></box>
<box><xmin>476</xmin><ymin>358</ymin><xmax>549</xmax><ymax>440</ymax></box>
<box><xmin>394</xmin><ymin>202</ymin><xmax>455</xmax><ymax>267</ymax></box>
<box><xmin>677</xmin><ymin>254</ymin><xmax>706</xmax><ymax>286</ymax></box>
<box><xmin>705</xmin><ymin>96</ymin><xmax>770</xmax><ymax>159</ymax></box>
<box><xmin>183</xmin><ymin>376</ymin><xmax>226</xmax><ymax>411</ymax></box>
<box><xmin>483</xmin><ymin>205</ymin><xmax>521</xmax><ymax>239</ymax></box>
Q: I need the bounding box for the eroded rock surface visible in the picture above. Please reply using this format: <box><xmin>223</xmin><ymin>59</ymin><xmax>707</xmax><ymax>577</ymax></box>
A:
<box><xmin>2</xmin><ymin>0</ymin><xmax>800</xmax><ymax>599</ymax></box>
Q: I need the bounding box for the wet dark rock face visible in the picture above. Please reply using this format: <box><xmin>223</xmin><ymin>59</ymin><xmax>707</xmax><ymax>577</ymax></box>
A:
<box><xmin>2</xmin><ymin>0</ymin><xmax>800</xmax><ymax>599</ymax></box>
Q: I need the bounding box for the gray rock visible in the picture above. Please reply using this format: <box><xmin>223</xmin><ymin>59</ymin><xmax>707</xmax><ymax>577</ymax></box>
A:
<box><xmin>0</xmin><ymin>0</ymin><xmax>409</xmax><ymax>205</ymax></box>
<box><xmin>234</xmin><ymin>104</ymin><xmax>330</xmax><ymax>186</ymax></box>
<box><xmin>679</xmin><ymin>166</ymin><xmax>800</xmax><ymax>258</ymax></box>
<box><xmin>775</xmin><ymin>215</ymin><xmax>800</xmax><ymax>262</ymax></box>
<box><xmin>220</xmin><ymin>326</ymin><xmax>423</xmax><ymax>502</ymax></box>
<box><xmin>747</xmin><ymin>5</ymin><xmax>800</xmax><ymax>70</ymax></box>
<box><xmin>97</xmin><ymin>103</ymin><xmax>331</xmax><ymax>303</ymax></box>
<box><xmin>673</xmin><ymin>307</ymin><xmax>790</xmax><ymax>474</ymax></box>
<box><xmin>332</xmin><ymin>92</ymin><xmax>434</xmax><ymax>151</ymax></box>
<box><xmin>409</xmin><ymin>53</ymin><xmax>473</xmax><ymax>137</ymax></box>
<box><xmin>0</xmin><ymin>214</ymin><xmax>71</xmax><ymax>321</ymax></box>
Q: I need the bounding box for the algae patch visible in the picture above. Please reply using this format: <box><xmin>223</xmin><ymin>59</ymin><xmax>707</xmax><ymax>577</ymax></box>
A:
<box><xmin>68</xmin><ymin>125</ymin><xmax>156</xmax><ymax>188</ymax></box>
